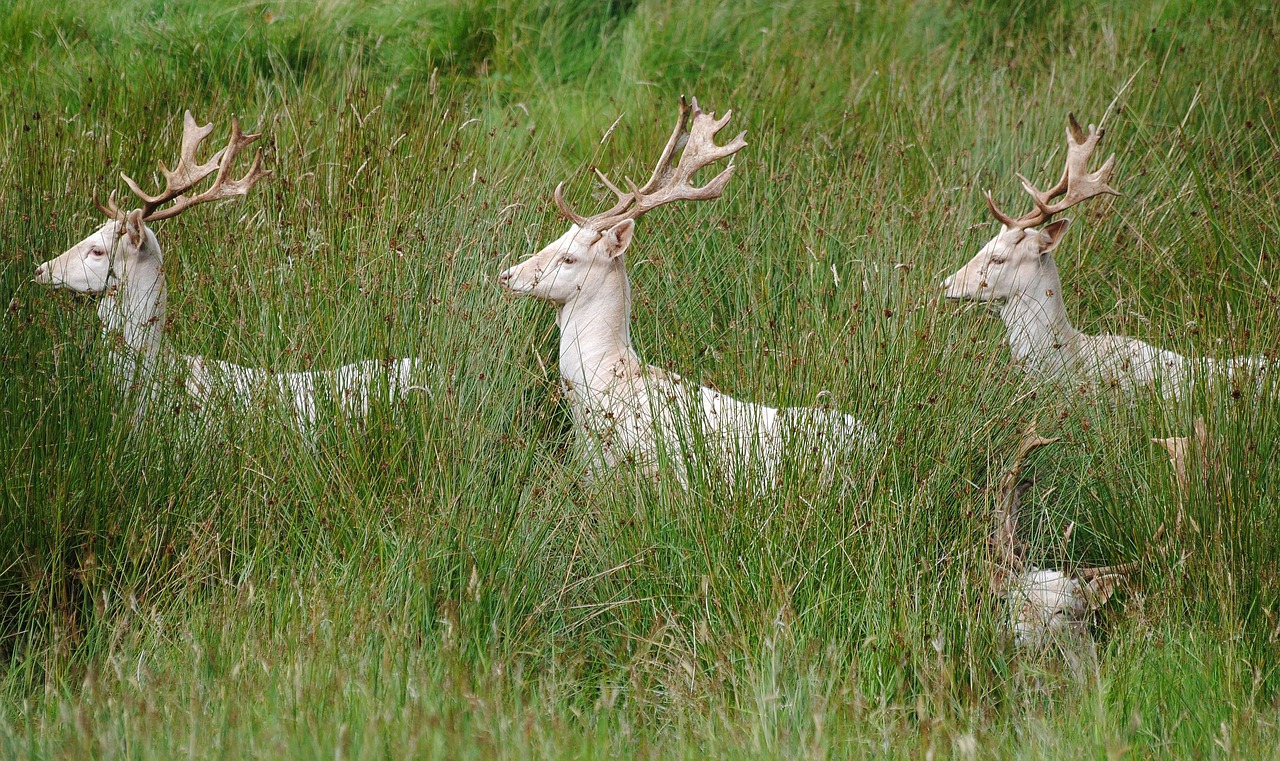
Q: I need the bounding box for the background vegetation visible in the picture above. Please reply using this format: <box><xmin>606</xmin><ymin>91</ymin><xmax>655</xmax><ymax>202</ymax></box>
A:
<box><xmin>2</xmin><ymin>0</ymin><xmax>1278</xmax><ymax>756</ymax></box>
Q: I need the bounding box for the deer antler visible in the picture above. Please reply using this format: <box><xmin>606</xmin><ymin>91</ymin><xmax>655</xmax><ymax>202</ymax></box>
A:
<box><xmin>1152</xmin><ymin>417</ymin><xmax>1208</xmax><ymax>493</ymax></box>
<box><xmin>990</xmin><ymin>422</ymin><xmax>1061</xmax><ymax>573</ymax></box>
<box><xmin>554</xmin><ymin>96</ymin><xmax>747</xmax><ymax>230</ymax></box>
<box><xmin>99</xmin><ymin>110</ymin><xmax>270</xmax><ymax>223</ymax></box>
<box><xmin>986</xmin><ymin>113</ymin><xmax>1120</xmax><ymax>231</ymax></box>
<box><xmin>1076</xmin><ymin>562</ymin><xmax>1138</xmax><ymax>581</ymax></box>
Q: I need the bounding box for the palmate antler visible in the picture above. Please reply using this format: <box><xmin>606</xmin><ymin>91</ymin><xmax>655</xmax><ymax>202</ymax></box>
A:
<box><xmin>554</xmin><ymin>96</ymin><xmax>748</xmax><ymax>229</ymax></box>
<box><xmin>990</xmin><ymin>421</ymin><xmax>1153</xmax><ymax>595</ymax></box>
<box><xmin>986</xmin><ymin>113</ymin><xmax>1120</xmax><ymax>230</ymax></box>
<box><xmin>95</xmin><ymin>110</ymin><xmax>270</xmax><ymax>222</ymax></box>
<box><xmin>990</xmin><ymin>422</ymin><xmax>1061</xmax><ymax>576</ymax></box>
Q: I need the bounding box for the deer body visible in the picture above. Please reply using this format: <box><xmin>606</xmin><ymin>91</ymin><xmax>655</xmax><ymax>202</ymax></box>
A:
<box><xmin>37</xmin><ymin>218</ymin><xmax>425</xmax><ymax>429</ymax></box>
<box><xmin>500</xmin><ymin>99</ymin><xmax>871</xmax><ymax>488</ymax></box>
<box><xmin>947</xmin><ymin>230</ymin><xmax>1193</xmax><ymax>393</ymax></box>
<box><xmin>944</xmin><ymin>115</ymin><xmax>1268</xmax><ymax>398</ymax></box>
<box><xmin>34</xmin><ymin>111</ymin><xmax>425</xmax><ymax>430</ymax></box>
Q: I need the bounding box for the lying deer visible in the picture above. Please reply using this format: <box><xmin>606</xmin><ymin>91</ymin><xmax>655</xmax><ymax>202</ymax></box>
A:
<box><xmin>34</xmin><ymin>111</ymin><xmax>424</xmax><ymax>428</ymax></box>
<box><xmin>498</xmin><ymin>97</ymin><xmax>873</xmax><ymax>487</ymax></box>
<box><xmin>943</xmin><ymin>115</ymin><xmax>1269</xmax><ymax>398</ymax></box>
<box><xmin>989</xmin><ymin>424</ymin><xmax>1133</xmax><ymax>650</ymax></box>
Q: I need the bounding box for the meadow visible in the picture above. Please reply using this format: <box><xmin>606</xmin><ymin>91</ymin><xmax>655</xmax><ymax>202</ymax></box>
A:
<box><xmin>1</xmin><ymin>0</ymin><xmax>1278</xmax><ymax>756</ymax></box>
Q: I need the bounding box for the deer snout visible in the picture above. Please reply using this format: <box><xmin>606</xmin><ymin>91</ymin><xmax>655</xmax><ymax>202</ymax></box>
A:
<box><xmin>497</xmin><ymin>264</ymin><xmax>537</xmax><ymax>294</ymax></box>
<box><xmin>34</xmin><ymin>262</ymin><xmax>52</xmax><ymax>285</ymax></box>
<box><xmin>941</xmin><ymin>274</ymin><xmax>960</xmax><ymax>298</ymax></box>
<box><xmin>941</xmin><ymin>273</ymin><xmax>970</xmax><ymax>300</ymax></box>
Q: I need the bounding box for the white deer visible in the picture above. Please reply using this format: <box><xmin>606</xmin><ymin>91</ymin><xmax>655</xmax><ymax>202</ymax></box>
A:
<box><xmin>988</xmin><ymin>424</ymin><xmax>1132</xmax><ymax>651</ymax></box>
<box><xmin>498</xmin><ymin>97</ymin><xmax>873</xmax><ymax>488</ymax></box>
<box><xmin>942</xmin><ymin>115</ymin><xmax>1269</xmax><ymax>398</ymax></box>
<box><xmin>34</xmin><ymin>111</ymin><xmax>424</xmax><ymax>428</ymax></box>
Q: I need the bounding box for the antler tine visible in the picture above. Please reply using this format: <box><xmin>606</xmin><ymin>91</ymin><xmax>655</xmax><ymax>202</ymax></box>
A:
<box><xmin>552</xmin><ymin>166</ymin><xmax>636</xmax><ymax>227</ymax></box>
<box><xmin>984</xmin><ymin>190</ymin><xmax>1021</xmax><ymax>229</ymax></box>
<box><xmin>94</xmin><ymin>190</ymin><xmax>126</xmax><ymax>221</ymax></box>
<box><xmin>553</xmin><ymin>181</ymin><xmax>588</xmax><ymax>226</ymax></box>
<box><xmin>589</xmin><ymin>167</ymin><xmax>639</xmax><ymax>221</ymax></box>
<box><xmin>1152</xmin><ymin>416</ymin><xmax>1209</xmax><ymax>494</ymax></box>
<box><xmin>594</xmin><ymin>168</ymin><xmax>629</xmax><ymax>202</ymax></box>
<box><xmin>144</xmin><ymin>116</ymin><xmax>271</xmax><ymax>222</ymax></box>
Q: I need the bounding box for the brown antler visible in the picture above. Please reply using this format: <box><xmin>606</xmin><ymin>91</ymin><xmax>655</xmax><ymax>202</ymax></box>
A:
<box><xmin>1076</xmin><ymin>562</ymin><xmax>1138</xmax><ymax>581</ymax></box>
<box><xmin>986</xmin><ymin>113</ymin><xmax>1120</xmax><ymax>230</ymax></box>
<box><xmin>1152</xmin><ymin>417</ymin><xmax>1208</xmax><ymax>493</ymax></box>
<box><xmin>554</xmin><ymin>96</ymin><xmax>747</xmax><ymax>229</ymax></box>
<box><xmin>991</xmin><ymin>422</ymin><xmax>1061</xmax><ymax>571</ymax></box>
<box><xmin>101</xmin><ymin>110</ymin><xmax>269</xmax><ymax>223</ymax></box>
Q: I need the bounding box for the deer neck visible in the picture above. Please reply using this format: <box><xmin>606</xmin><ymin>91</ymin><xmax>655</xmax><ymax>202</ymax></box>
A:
<box><xmin>556</xmin><ymin>260</ymin><xmax>641</xmax><ymax>393</ymax></box>
<box><xmin>998</xmin><ymin>255</ymin><xmax>1082</xmax><ymax>371</ymax></box>
<box><xmin>98</xmin><ymin>248</ymin><xmax>169</xmax><ymax>383</ymax></box>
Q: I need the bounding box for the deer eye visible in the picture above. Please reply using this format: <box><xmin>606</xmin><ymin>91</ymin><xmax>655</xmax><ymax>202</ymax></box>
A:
<box><xmin>988</xmin><ymin>256</ymin><xmax>1007</xmax><ymax>265</ymax></box>
<box><xmin>89</xmin><ymin>248</ymin><xmax>106</xmax><ymax>257</ymax></box>
<box><xmin>562</xmin><ymin>256</ymin><xmax>578</xmax><ymax>265</ymax></box>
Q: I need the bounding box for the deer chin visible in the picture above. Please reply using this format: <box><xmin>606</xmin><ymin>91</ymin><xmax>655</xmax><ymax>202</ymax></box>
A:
<box><xmin>498</xmin><ymin>280</ymin><xmax>534</xmax><ymax>297</ymax></box>
<box><xmin>942</xmin><ymin>286</ymin><xmax>976</xmax><ymax>302</ymax></box>
<box><xmin>940</xmin><ymin>281</ymin><xmax>991</xmax><ymax>305</ymax></box>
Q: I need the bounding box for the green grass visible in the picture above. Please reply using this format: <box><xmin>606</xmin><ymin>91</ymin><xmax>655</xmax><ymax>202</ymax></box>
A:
<box><xmin>2</xmin><ymin>0</ymin><xmax>1279</xmax><ymax>757</ymax></box>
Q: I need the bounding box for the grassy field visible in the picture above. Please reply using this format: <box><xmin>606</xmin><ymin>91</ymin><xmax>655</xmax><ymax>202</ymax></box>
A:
<box><xmin>2</xmin><ymin>0</ymin><xmax>1279</xmax><ymax>756</ymax></box>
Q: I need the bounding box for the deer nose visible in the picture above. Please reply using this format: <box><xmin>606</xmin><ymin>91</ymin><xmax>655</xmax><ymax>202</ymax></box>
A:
<box><xmin>497</xmin><ymin>269</ymin><xmax>512</xmax><ymax>286</ymax></box>
<box><xmin>34</xmin><ymin>263</ymin><xmax>49</xmax><ymax>283</ymax></box>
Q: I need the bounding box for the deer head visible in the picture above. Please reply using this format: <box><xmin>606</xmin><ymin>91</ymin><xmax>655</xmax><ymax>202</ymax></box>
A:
<box><xmin>34</xmin><ymin>210</ymin><xmax>156</xmax><ymax>294</ymax></box>
<box><xmin>34</xmin><ymin>110</ymin><xmax>269</xmax><ymax>294</ymax></box>
<box><xmin>943</xmin><ymin>114</ymin><xmax>1119</xmax><ymax>303</ymax></box>
<box><xmin>497</xmin><ymin>97</ymin><xmax>747</xmax><ymax>305</ymax></box>
<box><xmin>990</xmin><ymin>423</ymin><xmax>1132</xmax><ymax>649</ymax></box>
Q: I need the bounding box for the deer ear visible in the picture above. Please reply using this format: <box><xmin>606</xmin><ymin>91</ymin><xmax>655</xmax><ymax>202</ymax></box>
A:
<box><xmin>124</xmin><ymin>209</ymin><xmax>147</xmax><ymax>248</ymax></box>
<box><xmin>602</xmin><ymin>219</ymin><xmax>635</xmax><ymax>259</ymax></box>
<box><xmin>1081</xmin><ymin>573</ymin><xmax>1122</xmax><ymax>610</ymax></box>
<box><xmin>1038</xmin><ymin>219</ymin><xmax>1071</xmax><ymax>254</ymax></box>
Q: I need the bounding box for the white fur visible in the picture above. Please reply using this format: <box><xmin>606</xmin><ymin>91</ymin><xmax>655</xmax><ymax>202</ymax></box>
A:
<box><xmin>943</xmin><ymin>221</ymin><xmax>1269</xmax><ymax>397</ymax></box>
<box><xmin>499</xmin><ymin>220</ymin><xmax>873</xmax><ymax>488</ymax></box>
<box><xmin>35</xmin><ymin>215</ymin><xmax>425</xmax><ymax>430</ymax></box>
<box><xmin>1005</xmin><ymin>568</ymin><xmax>1117</xmax><ymax>650</ymax></box>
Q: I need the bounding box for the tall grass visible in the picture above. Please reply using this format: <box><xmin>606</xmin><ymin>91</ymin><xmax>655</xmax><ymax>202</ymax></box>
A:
<box><xmin>2</xmin><ymin>0</ymin><xmax>1278</xmax><ymax>756</ymax></box>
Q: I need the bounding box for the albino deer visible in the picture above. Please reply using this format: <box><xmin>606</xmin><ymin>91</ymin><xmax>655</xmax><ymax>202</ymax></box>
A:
<box><xmin>34</xmin><ymin>111</ymin><xmax>424</xmax><ymax>428</ymax></box>
<box><xmin>498</xmin><ymin>97</ymin><xmax>873</xmax><ymax>488</ymax></box>
<box><xmin>989</xmin><ymin>424</ymin><xmax>1132</xmax><ymax>650</ymax></box>
<box><xmin>942</xmin><ymin>115</ymin><xmax>1269</xmax><ymax>398</ymax></box>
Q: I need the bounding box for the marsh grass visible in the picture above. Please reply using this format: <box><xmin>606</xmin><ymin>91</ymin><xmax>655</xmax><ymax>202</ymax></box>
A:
<box><xmin>2</xmin><ymin>0</ymin><xmax>1279</xmax><ymax>757</ymax></box>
